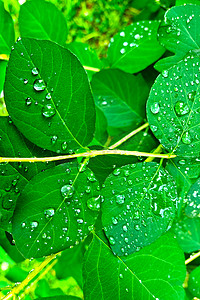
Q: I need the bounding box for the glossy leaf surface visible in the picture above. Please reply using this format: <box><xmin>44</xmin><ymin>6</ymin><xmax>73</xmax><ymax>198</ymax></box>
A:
<box><xmin>107</xmin><ymin>20</ymin><xmax>165</xmax><ymax>73</ymax></box>
<box><xmin>0</xmin><ymin>2</ymin><xmax>15</xmax><ymax>54</ymax></box>
<box><xmin>185</xmin><ymin>177</ymin><xmax>200</xmax><ymax>218</ymax></box>
<box><xmin>147</xmin><ymin>56</ymin><xmax>200</xmax><ymax>157</ymax></box>
<box><xmin>12</xmin><ymin>162</ymin><xmax>100</xmax><ymax>258</ymax></box>
<box><xmin>101</xmin><ymin>162</ymin><xmax>177</xmax><ymax>256</ymax></box>
<box><xmin>155</xmin><ymin>4</ymin><xmax>200</xmax><ymax>71</ymax></box>
<box><xmin>188</xmin><ymin>266</ymin><xmax>200</xmax><ymax>297</ymax></box>
<box><xmin>83</xmin><ymin>232</ymin><xmax>186</xmax><ymax>300</ymax></box>
<box><xmin>19</xmin><ymin>0</ymin><xmax>68</xmax><ymax>45</ymax></box>
<box><xmin>4</xmin><ymin>38</ymin><xmax>95</xmax><ymax>153</ymax></box>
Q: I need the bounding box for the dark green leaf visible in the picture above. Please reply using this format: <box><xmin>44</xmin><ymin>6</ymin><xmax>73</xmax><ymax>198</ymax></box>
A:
<box><xmin>19</xmin><ymin>0</ymin><xmax>68</xmax><ymax>45</ymax></box>
<box><xmin>4</xmin><ymin>38</ymin><xmax>95</xmax><ymax>153</ymax></box>
<box><xmin>176</xmin><ymin>0</ymin><xmax>200</xmax><ymax>5</ymax></box>
<box><xmin>101</xmin><ymin>162</ymin><xmax>177</xmax><ymax>256</ymax></box>
<box><xmin>66</xmin><ymin>42</ymin><xmax>102</xmax><ymax>80</ymax></box>
<box><xmin>93</xmin><ymin>106</ymin><xmax>108</xmax><ymax>145</ymax></box>
<box><xmin>0</xmin><ymin>60</ymin><xmax>7</xmax><ymax>92</ymax></box>
<box><xmin>188</xmin><ymin>265</ymin><xmax>200</xmax><ymax>297</ymax></box>
<box><xmin>0</xmin><ymin>229</ymin><xmax>24</xmax><ymax>263</ymax></box>
<box><xmin>12</xmin><ymin>162</ymin><xmax>100</xmax><ymax>258</ymax></box>
<box><xmin>155</xmin><ymin>4</ymin><xmax>200</xmax><ymax>71</ymax></box>
<box><xmin>83</xmin><ymin>232</ymin><xmax>186</xmax><ymax>300</ymax></box>
<box><xmin>0</xmin><ymin>2</ymin><xmax>15</xmax><ymax>54</ymax></box>
<box><xmin>185</xmin><ymin>178</ymin><xmax>200</xmax><ymax>218</ymax></box>
<box><xmin>91</xmin><ymin>69</ymin><xmax>149</xmax><ymax>135</ymax></box>
<box><xmin>107</xmin><ymin>20</ymin><xmax>165</xmax><ymax>73</ymax></box>
<box><xmin>174</xmin><ymin>217</ymin><xmax>200</xmax><ymax>252</ymax></box>
<box><xmin>147</xmin><ymin>55</ymin><xmax>200</xmax><ymax>157</ymax></box>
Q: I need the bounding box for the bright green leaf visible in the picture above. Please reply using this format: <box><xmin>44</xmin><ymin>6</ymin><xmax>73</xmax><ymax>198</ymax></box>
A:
<box><xmin>83</xmin><ymin>232</ymin><xmax>186</xmax><ymax>300</ymax></box>
<box><xmin>12</xmin><ymin>162</ymin><xmax>100</xmax><ymax>258</ymax></box>
<box><xmin>19</xmin><ymin>0</ymin><xmax>68</xmax><ymax>45</ymax></box>
<box><xmin>107</xmin><ymin>20</ymin><xmax>165</xmax><ymax>73</ymax></box>
<box><xmin>101</xmin><ymin>162</ymin><xmax>177</xmax><ymax>256</ymax></box>
<box><xmin>147</xmin><ymin>55</ymin><xmax>200</xmax><ymax>157</ymax></box>
<box><xmin>188</xmin><ymin>265</ymin><xmax>200</xmax><ymax>297</ymax></box>
<box><xmin>185</xmin><ymin>178</ymin><xmax>200</xmax><ymax>218</ymax></box>
<box><xmin>4</xmin><ymin>38</ymin><xmax>95</xmax><ymax>153</ymax></box>
<box><xmin>0</xmin><ymin>2</ymin><xmax>15</xmax><ymax>55</ymax></box>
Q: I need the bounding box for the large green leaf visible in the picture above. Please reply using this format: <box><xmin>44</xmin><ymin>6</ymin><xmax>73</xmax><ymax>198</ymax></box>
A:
<box><xmin>19</xmin><ymin>0</ymin><xmax>68</xmax><ymax>45</ymax></box>
<box><xmin>0</xmin><ymin>163</ymin><xmax>28</xmax><ymax>232</ymax></box>
<box><xmin>185</xmin><ymin>178</ymin><xmax>200</xmax><ymax>218</ymax></box>
<box><xmin>174</xmin><ymin>217</ymin><xmax>200</xmax><ymax>253</ymax></box>
<box><xmin>147</xmin><ymin>55</ymin><xmax>200</xmax><ymax>157</ymax></box>
<box><xmin>155</xmin><ymin>4</ymin><xmax>200</xmax><ymax>71</ymax></box>
<box><xmin>83</xmin><ymin>232</ymin><xmax>186</xmax><ymax>300</ymax></box>
<box><xmin>12</xmin><ymin>162</ymin><xmax>100</xmax><ymax>258</ymax></box>
<box><xmin>91</xmin><ymin>69</ymin><xmax>149</xmax><ymax>135</ymax></box>
<box><xmin>107</xmin><ymin>20</ymin><xmax>165</xmax><ymax>73</ymax></box>
<box><xmin>4</xmin><ymin>38</ymin><xmax>95</xmax><ymax>154</ymax></box>
<box><xmin>0</xmin><ymin>2</ymin><xmax>15</xmax><ymax>55</ymax></box>
<box><xmin>0</xmin><ymin>117</ymin><xmax>54</xmax><ymax>181</ymax></box>
<box><xmin>66</xmin><ymin>42</ymin><xmax>102</xmax><ymax>81</ymax></box>
<box><xmin>188</xmin><ymin>266</ymin><xmax>200</xmax><ymax>297</ymax></box>
<box><xmin>101</xmin><ymin>162</ymin><xmax>177</xmax><ymax>256</ymax></box>
<box><xmin>0</xmin><ymin>60</ymin><xmax>7</xmax><ymax>92</ymax></box>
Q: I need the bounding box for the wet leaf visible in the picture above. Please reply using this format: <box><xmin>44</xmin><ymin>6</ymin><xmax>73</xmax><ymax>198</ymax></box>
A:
<box><xmin>101</xmin><ymin>162</ymin><xmax>178</xmax><ymax>256</ymax></box>
<box><xmin>188</xmin><ymin>266</ymin><xmax>200</xmax><ymax>297</ymax></box>
<box><xmin>19</xmin><ymin>0</ymin><xmax>68</xmax><ymax>45</ymax></box>
<box><xmin>12</xmin><ymin>162</ymin><xmax>100</xmax><ymax>258</ymax></box>
<box><xmin>107</xmin><ymin>20</ymin><xmax>165</xmax><ymax>73</ymax></box>
<box><xmin>4</xmin><ymin>38</ymin><xmax>95</xmax><ymax>154</ymax></box>
<box><xmin>83</xmin><ymin>232</ymin><xmax>186</xmax><ymax>300</ymax></box>
<box><xmin>185</xmin><ymin>177</ymin><xmax>200</xmax><ymax>218</ymax></box>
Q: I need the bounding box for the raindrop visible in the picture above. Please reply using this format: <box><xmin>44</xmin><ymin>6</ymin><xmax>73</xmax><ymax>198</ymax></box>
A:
<box><xmin>30</xmin><ymin>221</ymin><xmax>39</xmax><ymax>229</ymax></box>
<box><xmin>61</xmin><ymin>141</ymin><xmax>68</xmax><ymax>151</ymax></box>
<box><xmin>109</xmin><ymin>236</ymin><xmax>116</xmax><ymax>245</ymax></box>
<box><xmin>150</xmin><ymin>103</ymin><xmax>160</xmax><ymax>114</ymax></box>
<box><xmin>187</xmin><ymin>91</ymin><xmax>196</xmax><ymax>101</ymax></box>
<box><xmin>31</xmin><ymin>67</ymin><xmax>39</xmax><ymax>76</ymax></box>
<box><xmin>61</xmin><ymin>185</ymin><xmax>75</xmax><ymax>199</ymax></box>
<box><xmin>33</xmin><ymin>79</ymin><xmax>46</xmax><ymax>91</ymax></box>
<box><xmin>25</xmin><ymin>97</ymin><xmax>32</xmax><ymax>106</ymax></box>
<box><xmin>21</xmin><ymin>222</ymin><xmax>26</xmax><ymax>228</ymax></box>
<box><xmin>161</xmin><ymin>70</ymin><xmax>169</xmax><ymax>78</ymax></box>
<box><xmin>174</xmin><ymin>101</ymin><xmax>189</xmax><ymax>116</ymax></box>
<box><xmin>42</xmin><ymin>104</ymin><xmax>56</xmax><ymax>118</ymax></box>
<box><xmin>44</xmin><ymin>208</ymin><xmax>55</xmax><ymax>219</ymax></box>
<box><xmin>182</xmin><ymin>131</ymin><xmax>192</xmax><ymax>145</ymax></box>
<box><xmin>24</xmin><ymin>79</ymin><xmax>28</xmax><ymax>85</ymax></box>
<box><xmin>87</xmin><ymin>196</ymin><xmax>101</xmax><ymax>211</ymax></box>
<box><xmin>45</xmin><ymin>93</ymin><xmax>51</xmax><ymax>100</ymax></box>
<box><xmin>51</xmin><ymin>135</ymin><xmax>57</xmax><ymax>144</ymax></box>
<box><xmin>116</xmin><ymin>194</ymin><xmax>125</xmax><ymax>204</ymax></box>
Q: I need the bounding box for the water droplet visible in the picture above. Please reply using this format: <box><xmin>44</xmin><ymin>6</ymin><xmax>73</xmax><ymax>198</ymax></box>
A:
<box><xmin>119</xmin><ymin>273</ymin><xmax>123</xmax><ymax>279</ymax></box>
<box><xmin>116</xmin><ymin>194</ymin><xmax>125</xmax><ymax>204</ymax></box>
<box><xmin>51</xmin><ymin>135</ymin><xmax>57</xmax><ymax>144</ymax></box>
<box><xmin>161</xmin><ymin>70</ymin><xmax>169</xmax><ymax>78</ymax></box>
<box><xmin>150</xmin><ymin>103</ymin><xmax>160</xmax><ymax>114</ymax></box>
<box><xmin>33</xmin><ymin>79</ymin><xmax>46</xmax><ymax>91</ymax></box>
<box><xmin>21</xmin><ymin>222</ymin><xmax>26</xmax><ymax>228</ymax></box>
<box><xmin>87</xmin><ymin>173</ymin><xmax>97</xmax><ymax>182</ymax></box>
<box><xmin>44</xmin><ymin>208</ymin><xmax>55</xmax><ymax>219</ymax></box>
<box><xmin>187</xmin><ymin>91</ymin><xmax>196</xmax><ymax>101</ymax></box>
<box><xmin>61</xmin><ymin>185</ymin><xmax>75</xmax><ymax>199</ymax></box>
<box><xmin>24</xmin><ymin>79</ymin><xmax>28</xmax><ymax>85</ymax></box>
<box><xmin>61</xmin><ymin>141</ymin><xmax>68</xmax><ymax>151</ymax></box>
<box><xmin>109</xmin><ymin>236</ymin><xmax>116</xmax><ymax>245</ymax></box>
<box><xmin>42</xmin><ymin>104</ymin><xmax>56</xmax><ymax>118</ymax></box>
<box><xmin>182</xmin><ymin>131</ymin><xmax>192</xmax><ymax>144</ymax></box>
<box><xmin>46</xmin><ymin>93</ymin><xmax>51</xmax><ymax>100</ymax></box>
<box><xmin>25</xmin><ymin>97</ymin><xmax>32</xmax><ymax>106</ymax></box>
<box><xmin>174</xmin><ymin>101</ymin><xmax>189</xmax><ymax>116</ymax></box>
<box><xmin>30</xmin><ymin>221</ymin><xmax>39</xmax><ymax>229</ymax></box>
<box><xmin>31</xmin><ymin>67</ymin><xmax>39</xmax><ymax>76</ymax></box>
<box><xmin>87</xmin><ymin>196</ymin><xmax>101</xmax><ymax>211</ymax></box>
<box><xmin>113</xmin><ymin>169</ymin><xmax>121</xmax><ymax>176</ymax></box>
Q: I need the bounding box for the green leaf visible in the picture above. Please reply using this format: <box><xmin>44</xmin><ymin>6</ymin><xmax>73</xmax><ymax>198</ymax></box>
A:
<box><xmin>185</xmin><ymin>178</ymin><xmax>200</xmax><ymax>218</ymax></box>
<box><xmin>0</xmin><ymin>2</ymin><xmax>15</xmax><ymax>55</ymax></box>
<box><xmin>101</xmin><ymin>162</ymin><xmax>177</xmax><ymax>256</ymax></box>
<box><xmin>0</xmin><ymin>117</ymin><xmax>54</xmax><ymax>181</ymax></box>
<box><xmin>0</xmin><ymin>60</ymin><xmax>7</xmax><ymax>92</ymax></box>
<box><xmin>0</xmin><ymin>163</ymin><xmax>28</xmax><ymax>231</ymax></box>
<box><xmin>188</xmin><ymin>266</ymin><xmax>200</xmax><ymax>297</ymax></box>
<box><xmin>154</xmin><ymin>4</ymin><xmax>200</xmax><ymax>71</ymax></box>
<box><xmin>147</xmin><ymin>55</ymin><xmax>200</xmax><ymax>157</ymax></box>
<box><xmin>91</xmin><ymin>69</ymin><xmax>149</xmax><ymax>134</ymax></box>
<box><xmin>176</xmin><ymin>0</ymin><xmax>200</xmax><ymax>5</ymax></box>
<box><xmin>0</xmin><ymin>229</ymin><xmax>24</xmax><ymax>263</ymax></box>
<box><xmin>174</xmin><ymin>217</ymin><xmax>200</xmax><ymax>252</ymax></box>
<box><xmin>66</xmin><ymin>42</ymin><xmax>102</xmax><ymax>80</ymax></box>
<box><xmin>93</xmin><ymin>106</ymin><xmax>108</xmax><ymax>145</ymax></box>
<box><xmin>12</xmin><ymin>162</ymin><xmax>100</xmax><ymax>258</ymax></box>
<box><xmin>19</xmin><ymin>0</ymin><xmax>68</xmax><ymax>45</ymax></box>
<box><xmin>83</xmin><ymin>232</ymin><xmax>186</xmax><ymax>300</ymax></box>
<box><xmin>107</xmin><ymin>20</ymin><xmax>165</xmax><ymax>73</ymax></box>
<box><xmin>37</xmin><ymin>296</ymin><xmax>82</xmax><ymax>300</ymax></box>
<box><xmin>4</xmin><ymin>38</ymin><xmax>95</xmax><ymax>153</ymax></box>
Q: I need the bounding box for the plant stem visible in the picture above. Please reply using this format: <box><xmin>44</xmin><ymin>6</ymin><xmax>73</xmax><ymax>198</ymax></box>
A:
<box><xmin>0</xmin><ymin>149</ymin><xmax>176</xmax><ymax>163</ymax></box>
<box><xmin>83</xmin><ymin>65</ymin><xmax>100</xmax><ymax>72</ymax></box>
<box><xmin>185</xmin><ymin>250</ymin><xmax>200</xmax><ymax>265</ymax></box>
<box><xmin>2</xmin><ymin>253</ymin><xmax>58</xmax><ymax>300</ymax></box>
<box><xmin>145</xmin><ymin>144</ymin><xmax>163</xmax><ymax>163</ymax></box>
<box><xmin>109</xmin><ymin>122</ymin><xmax>149</xmax><ymax>150</ymax></box>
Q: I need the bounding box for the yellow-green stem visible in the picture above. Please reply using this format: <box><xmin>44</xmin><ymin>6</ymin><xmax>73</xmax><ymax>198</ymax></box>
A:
<box><xmin>83</xmin><ymin>65</ymin><xmax>100</xmax><ymax>72</ymax></box>
<box><xmin>145</xmin><ymin>144</ymin><xmax>163</xmax><ymax>163</ymax></box>
<box><xmin>185</xmin><ymin>250</ymin><xmax>200</xmax><ymax>265</ymax></box>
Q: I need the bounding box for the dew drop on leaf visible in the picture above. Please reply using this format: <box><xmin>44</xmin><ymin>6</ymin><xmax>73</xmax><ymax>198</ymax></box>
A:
<box><xmin>161</xmin><ymin>70</ymin><xmax>169</xmax><ymax>78</ymax></box>
<box><xmin>150</xmin><ymin>103</ymin><xmax>160</xmax><ymax>114</ymax></box>
<box><xmin>116</xmin><ymin>194</ymin><xmax>125</xmax><ymax>204</ymax></box>
<box><xmin>25</xmin><ymin>97</ymin><xmax>32</xmax><ymax>106</ymax></box>
<box><xmin>44</xmin><ymin>208</ymin><xmax>55</xmax><ymax>218</ymax></box>
<box><xmin>51</xmin><ymin>135</ymin><xmax>57</xmax><ymax>144</ymax></box>
<box><xmin>42</xmin><ymin>104</ymin><xmax>56</xmax><ymax>118</ymax></box>
<box><xmin>31</xmin><ymin>67</ymin><xmax>39</xmax><ymax>76</ymax></box>
<box><xmin>24</xmin><ymin>79</ymin><xmax>28</xmax><ymax>85</ymax></box>
<box><xmin>182</xmin><ymin>131</ymin><xmax>192</xmax><ymax>144</ymax></box>
<box><xmin>87</xmin><ymin>196</ymin><xmax>101</xmax><ymax>211</ymax></box>
<box><xmin>109</xmin><ymin>236</ymin><xmax>116</xmax><ymax>245</ymax></box>
<box><xmin>30</xmin><ymin>221</ymin><xmax>39</xmax><ymax>229</ymax></box>
<box><xmin>174</xmin><ymin>101</ymin><xmax>189</xmax><ymax>116</ymax></box>
<box><xmin>187</xmin><ymin>91</ymin><xmax>196</xmax><ymax>101</ymax></box>
<box><xmin>61</xmin><ymin>141</ymin><xmax>68</xmax><ymax>151</ymax></box>
<box><xmin>21</xmin><ymin>222</ymin><xmax>26</xmax><ymax>228</ymax></box>
<box><xmin>45</xmin><ymin>93</ymin><xmax>51</xmax><ymax>100</ymax></box>
<box><xmin>33</xmin><ymin>79</ymin><xmax>46</xmax><ymax>91</ymax></box>
<box><xmin>60</xmin><ymin>185</ymin><xmax>75</xmax><ymax>198</ymax></box>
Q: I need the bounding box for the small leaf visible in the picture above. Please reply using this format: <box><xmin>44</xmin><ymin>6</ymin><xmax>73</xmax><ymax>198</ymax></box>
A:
<box><xmin>101</xmin><ymin>162</ymin><xmax>177</xmax><ymax>256</ymax></box>
<box><xmin>19</xmin><ymin>0</ymin><xmax>68</xmax><ymax>45</ymax></box>
<box><xmin>0</xmin><ymin>60</ymin><xmax>7</xmax><ymax>93</ymax></box>
<box><xmin>107</xmin><ymin>20</ymin><xmax>165</xmax><ymax>73</ymax></box>
<box><xmin>0</xmin><ymin>2</ymin><xmax>15</xmax><ymax>54</ymax></box>
<box><xmin>83</xmin><ymin>232</ymin><xmax>186</xmax><ymax>300</ymax></box>
<box><xmin>12</xmin><ymin>162</ymin><xmax>100</xmax><ymax>258</ymax></box>
<box><xmin>155</xmin><ymin>4</ymin><xmax>200</xmax><ymax>71</ymax></box>
<box><xmin>147</xmin><ymin>55</ymin><xmax>200</xmax><ymax>157</ymax></box>
<box><xmin>188</xmin><ymin>266</ymin><xmax>200</xmax><ymax>298</ymax></box>
<box><xmin>4</xmin><ymin>38</ymin><xmax>95</xmax><ymax>153</ymax></box>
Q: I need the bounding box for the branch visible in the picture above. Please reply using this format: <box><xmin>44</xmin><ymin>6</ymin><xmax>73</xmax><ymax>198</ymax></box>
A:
<box><xmin>185</xmin><ymin>250</ymin><xmax>200</xmax><ymax>265</ymax></box>
<box><xmin>83</xmin><ymin>65</ymin><xmax>100</xmax><ymax>72</ymax></box>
